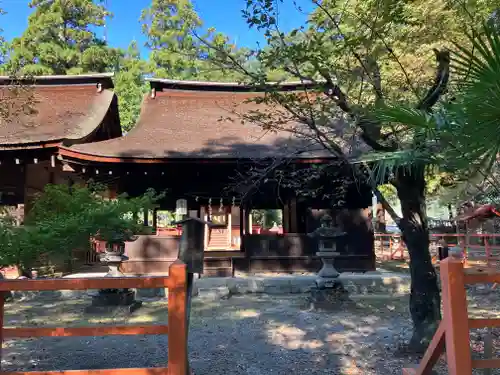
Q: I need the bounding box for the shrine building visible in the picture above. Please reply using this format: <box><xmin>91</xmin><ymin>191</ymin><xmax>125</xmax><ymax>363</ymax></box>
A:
<box><xmin>0</xmin><ymin>74</ymin><xmax>375</xmax><ymax>276</ymax></box>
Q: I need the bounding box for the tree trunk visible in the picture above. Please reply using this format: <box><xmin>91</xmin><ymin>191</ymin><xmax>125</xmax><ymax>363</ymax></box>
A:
<box><xmin>395</xmin><ymin>167</ymin><xmax>441</xmax><ymax>352</ymax></box>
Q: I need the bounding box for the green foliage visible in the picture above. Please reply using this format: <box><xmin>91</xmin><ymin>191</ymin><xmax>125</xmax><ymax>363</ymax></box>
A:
<box><xmin>373</xmin><ymin>22</ymin><xmax>500</xmax><ymax>204</ymax></box>
<box><xmin>6</xmin><ymin>0</ymin><xmax>118</xmax><ymax>75</ymax></box>
<box><xmin>0</xmin><ymin>7</ymin><xmax>6</xmax><ymax>65</ymax></box>
<box><xmin>0</xmin><ymin>183</ymin><xmax>163</xmax><ymax>272</ymax></box>
<box><xmin>141</xmin><ymin>0</ymin><xmax>203</xmax><ymax>79</ymax></box>
<box><xmin>140</xmin><ymin>0</ymin><xmax>247</xmax><ymax>81</ymax></box>
<box><xmin>251</xmin><ymin>209</ymin><xmax>283</xmax><ymax>228</ymax></box>
<box><xmin>114</xmin><ymin>41</ymin><xmax>148</xmax><ymax>132</ymax></box>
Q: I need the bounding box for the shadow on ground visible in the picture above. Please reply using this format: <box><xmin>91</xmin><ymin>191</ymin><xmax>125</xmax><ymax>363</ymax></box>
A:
<box><xmin>1</xmin><ymin>290</ymin><xmax>498</xmax><ymax>374</ymax></box>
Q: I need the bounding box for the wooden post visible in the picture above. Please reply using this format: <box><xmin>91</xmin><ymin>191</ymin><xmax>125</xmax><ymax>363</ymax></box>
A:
<box><xmin>484</xmin><ymin>235</ymin><xmax>491</xmax><ymax>266</ymax></box>
<box><xmin>440</xmin><ymin>258</ymin><xmax>472</xmax><ymax>375</ymax></box>
<box><xmin>239</xmin><ymin>205</ymin><xmax>244</xmax><ymax>241</ymax></box>
<box><xmin>290</xmin><ymin>198</ymin><xmax>297</xmax><ymax>232</ymax></box>
<box><xmin>203</xmin><ymin>208</ymin><xmax>209</xmax><ymax>250</ymax></box>
<box><xmin>248</xmin><ymin>209</ymin><xmax>253</xmax><ymax>234</ymax></box>
<box><xmin>227</xmin><ymin>206</ymin><xmax>232</xmax><ymax>247</ymax></box>
<box><xmin>168</xmin><ymin>261</ymin><xmax>188</xmax><ymax>375</ymax></box>
<box><xmin>244</xmin><ymin>204</ymin><xmax>251</xmax><ymax>235</ymax></box>
<box><xmin>483</xmin><ymin>332</ymin><xmax>493</xmax><ymax>375</ymax></box>
<box><xmin>0</xmin><ymin>291</ymin><xmax>4</xmax><ymax>366</ymax></box>
<box><xmin>283</xmin><ymin>203</ymin><xmax>290</xmax><ymax>234</ymax></box>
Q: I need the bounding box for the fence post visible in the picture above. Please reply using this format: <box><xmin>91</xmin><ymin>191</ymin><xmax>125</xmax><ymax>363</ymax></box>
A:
<box><xmin>168</xmin><ymin>260</ymin><xmax>188</xmax><ymax>375</ymax></box>
<box><xmin>0</xmin><ymin>290</ymin><xmax>4</xmax><ymax>367</ymax></box>
<box><xmin>440</xmin><ymin>258</ymin><xmax>472</xmax><ymax>375</ymax></box>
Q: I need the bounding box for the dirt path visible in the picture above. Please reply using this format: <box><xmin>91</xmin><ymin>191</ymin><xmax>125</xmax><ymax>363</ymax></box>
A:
<box><xmin>1</xmin><ymin>292</ymin><xmax>499</xmax><ymax>374</ymax></box>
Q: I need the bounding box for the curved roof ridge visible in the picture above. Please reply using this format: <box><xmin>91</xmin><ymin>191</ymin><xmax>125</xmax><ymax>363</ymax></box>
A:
<box><xmin>147</xmin><ymin>77</ymin><xmax>319</xmax><ymax>92</ymax></box>
<box><xmin>0</xmin><ymin>73</ymin><xmax>114</xmax><ymax>88</ymax></box>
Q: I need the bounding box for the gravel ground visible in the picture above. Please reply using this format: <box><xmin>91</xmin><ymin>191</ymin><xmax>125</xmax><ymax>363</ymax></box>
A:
<box><xmin>1</xmin><ymin>289</ymin><xmax>499</xmax><ymax>375</ymax></box>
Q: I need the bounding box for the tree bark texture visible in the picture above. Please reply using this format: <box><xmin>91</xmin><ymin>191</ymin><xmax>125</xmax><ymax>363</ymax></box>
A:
<box><xmin>395</xmin><ymin>166</ymin><xmax>441</xmax><ymax>351</ymax></box>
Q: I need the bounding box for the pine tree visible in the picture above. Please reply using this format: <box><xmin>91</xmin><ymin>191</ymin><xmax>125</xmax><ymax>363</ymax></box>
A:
<box><xmin>140</xmin><ymin>0</ymin><xmax>246</xmax><ymax>81</ymax></box>
<box><xmin>114</xmin><ymin>41</ymin><xmax>148</xmax><ymax>132</ymax></box>
<box><xmin>0</xmin><ymin>7</ymin><xmax>6</xmax><ymax>67</ymax></box>
<box><xmin>140</xmin><ymin>0</ymin><xmax>204</xmax><ymax>79</ymax></box>
<box><xmin>7</xmin><ymin>0</ymin><xmax>117</xmax><ymax>75</ymax></box>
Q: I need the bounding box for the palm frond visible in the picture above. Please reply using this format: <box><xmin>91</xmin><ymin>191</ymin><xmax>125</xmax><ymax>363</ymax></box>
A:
<box><xmin>373</xmin><ymin>104</ymin><xmax>437</xmax><ymax>130</ymax></box>
<box><xmin>352</xmin><ymin>149</ymin><xmax>434</xmax><ymax>186</ymax></box>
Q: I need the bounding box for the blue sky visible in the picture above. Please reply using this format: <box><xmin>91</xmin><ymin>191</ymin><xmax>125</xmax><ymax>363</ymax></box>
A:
<box><xmin>1</xmin><ymin>0</ymin><xmax>314</xmax><ymax>56</ymax></box>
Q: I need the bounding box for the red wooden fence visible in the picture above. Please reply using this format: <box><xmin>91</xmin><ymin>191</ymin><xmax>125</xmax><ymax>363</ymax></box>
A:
<box><xmin>403</xmin><ymin>258</ymin><xmax>500</xmax><ymax>374</ymax></box>
<box><xmin>0</xmin><ymin>260</ymin><xmax>188</xmax><ymax>375</ymax></box>
<box><xmin>375</xmin><ymin>233</ymin><xmax>500</xmax><ymax>266</ymax></box>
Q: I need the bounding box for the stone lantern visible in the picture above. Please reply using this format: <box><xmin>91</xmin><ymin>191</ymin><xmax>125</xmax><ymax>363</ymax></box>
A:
<box><xmin>86</xmin><ymin>231</ymin><xmax>141</xmax><ymax>314</ymax></box>
<box><xmin>308</xmin><ymin>214</ymin><xmax>346</xmax><ymax>288</ymax></box>
<box><xmin>307</xmin><ymin>213</ymin><xmax>349</xmax><ymax>309</ymax></box>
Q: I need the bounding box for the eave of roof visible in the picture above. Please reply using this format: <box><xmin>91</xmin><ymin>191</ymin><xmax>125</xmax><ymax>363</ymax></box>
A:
<box><xmin>0</xmin><ymin>73</ymin><xmax>115</xmax><ymax>88</ymax></box>
<box><xmin>147</xmin><ymin>77</ymin><xmax>320</xmax><ymax>92</ymax></box>
<box><xmin>58</xmin><ymin>145</ymin><xmax>335</xmax><ymax>164</ymax></box>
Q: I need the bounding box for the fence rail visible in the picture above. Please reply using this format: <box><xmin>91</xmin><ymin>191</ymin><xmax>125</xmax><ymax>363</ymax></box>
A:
<box><xmin>0</xmin><ymin>260</ymin><xmax>188</xmax><ymax>375</ymax></box>
<box><xmin>375</xmin><ymin>233</ymin><xmax>500</xmax><ymax>266</ymax></box>
<box><xmin>403</xmin><ymin>258</ymin><xmax>500</xmax><ymax>375</ymax></box>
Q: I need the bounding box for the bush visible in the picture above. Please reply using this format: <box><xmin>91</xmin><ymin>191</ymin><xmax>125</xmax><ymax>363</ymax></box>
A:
<box><xmin>0</xmin><ymin>183</ymin><xmax>164</xmax><ymax>275</ymax></box>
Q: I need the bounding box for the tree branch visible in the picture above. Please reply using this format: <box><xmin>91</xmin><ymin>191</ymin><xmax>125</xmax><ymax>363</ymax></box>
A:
<box><xmin>416</xmin><ymin>49</ymin><xmax>450</xmax><ymax>111</ymax></box>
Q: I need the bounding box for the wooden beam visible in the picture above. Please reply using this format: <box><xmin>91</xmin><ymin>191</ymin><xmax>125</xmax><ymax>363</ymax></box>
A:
<box><xmin>464</xmin><ymin>272</ymin><xmax>500</xmax><ymax>285</ymax></box>
<box><xmin>0</xmin><ymin>276</ymin><xmax>173</xmax><ymax>292</ymax></box>
<box><xmin>403</xmin><ymin>321</ymin><xmax>445</xmax><ymax>375</ymax></box>
<box><xmin>1</xmin><ymin>368</ymin><xmax>169</xmax><ymax>375</ymax></box>
<box><xmin>3</xmin><ymin>325</ymin><xmax>169</xmax><ymax>338</ymax></box>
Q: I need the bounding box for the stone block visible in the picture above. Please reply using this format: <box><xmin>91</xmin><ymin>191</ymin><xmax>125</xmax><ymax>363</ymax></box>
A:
<box><xmin>263</xmin><ymin>278</ymin><xmax>292</xmax><ymax>294</ymax></box>
<box><xmin>197</xmin><ymin>286</ymin><xmax>231</xmax><ymax>301</ymax></box>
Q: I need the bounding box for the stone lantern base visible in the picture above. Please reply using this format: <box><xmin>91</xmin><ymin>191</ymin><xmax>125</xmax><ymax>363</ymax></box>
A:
<box><xmin>308</xmin><ymin>251</ymin><xmax>351</xmax><ymax>311</ymax></box>
<box><xmin>85</xmin><ymin>251</ymin><xmax>142</xmax><ymax>314</ymax></box>
<box><xmin>309</xmin><ymin>282</ymin><xmax>351</xmax><ymax>311</ymax></box>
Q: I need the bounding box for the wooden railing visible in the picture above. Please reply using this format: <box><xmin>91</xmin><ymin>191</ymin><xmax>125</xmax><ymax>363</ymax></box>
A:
<box><xmin>375</xmin><ymin>233</ymin><xmax>500</xmax><ymax>265</ymax></box>
<box><xmin>403</xmin><ymin>258</ymin><xmax>500</xmax><ymax>375</ymax></box>
<box><xmin>0</xmin><ymin>260</ymin><xmax>188</xmax><ymax>375</ymax></box>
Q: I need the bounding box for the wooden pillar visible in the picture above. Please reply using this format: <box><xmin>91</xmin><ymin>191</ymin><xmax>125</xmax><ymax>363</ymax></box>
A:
<box><xmin>239</xmin><ymin>205</ymin><xmax>245</xmax><ymax>251</ymax></box>
<box><xmin>227</xmin><ymin>206</ymin><xmax>232</xmax><ymax>247</ymax></box>
<box><xmin>248</xmin><ymin>208</ymin><xmax>253</xmax><ymax>234</ymax></box>
<box><xmin>152</xmin><ymin>208</ymin><xmax>157</xmax><ymax>232</ymax></box>
<box><xmin>143</xmin><ymin>209</ymin><xmax>149</xmax><ymax>227</ymax></box>
<box><xmin>290</xmin><ymin>198</ymin><xmax>298</xmax><ymax>233</ymax></box>
<box><xmin>203</xmin><ymin>206</ymin><xmax>209</xmax><ymax>250</ymax></box>
<box><xmin>244</xmin><ymin>204</ymin><xmax>251</xmax><ymax>234</ymax></box>
<box><xmin>283</xmin><ymin>202</ymin><xmax>290</xmax><ymax>234</ymax></box>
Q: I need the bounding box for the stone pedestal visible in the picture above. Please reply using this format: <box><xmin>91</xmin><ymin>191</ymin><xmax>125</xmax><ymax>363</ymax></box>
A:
<box><xmin>316</xmin><ymin>251</ymin><xmax>340</xmax><ymax>288</ymax></box>
<box><xmin>85</xmin><ymin>249</ymin><xmax>142</xmax><ymax>314</ymax></box>
<box><xmin>309</xmin><ymin>281</ymin><xmax>351</xmax><ymax>311</ymax></box>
